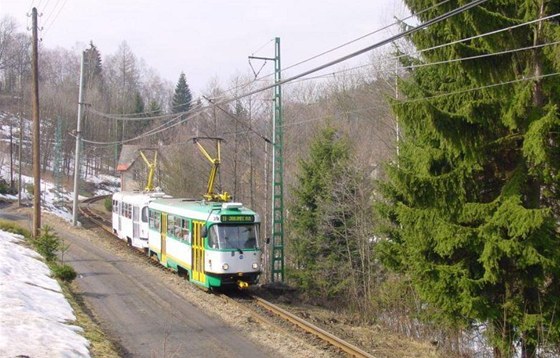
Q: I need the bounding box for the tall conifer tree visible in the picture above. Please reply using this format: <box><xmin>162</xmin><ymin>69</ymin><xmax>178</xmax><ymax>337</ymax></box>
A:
<box><xmin>378</xmin><ymin>1</ymin><xmax>560</xmax><ymax>356</ymax></box>
<box><xmin>128</xmin><ymin>91</ymin><xmax>150</xmax><ymax>137</ymax></box>
<box><xmin>148</xmin><ymin>99</ymin><xmax>162</xmax><ymax>116</ymax></box>
<box><xmin>84</xmin><ymin>41</ymin><xmax>102</xmax><ymax>90</ymax></box>
<box><xmin>288</xmin><ymin>126</ymin><xmax>358</xmax><ymax>297</ymax></box>
<box><xmin>172</xmin><ymin>72</ymin><xmax>192</xmax><ymax>114</ymax></box>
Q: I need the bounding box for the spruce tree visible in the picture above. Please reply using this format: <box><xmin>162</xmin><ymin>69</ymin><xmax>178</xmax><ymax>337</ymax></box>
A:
<box><xmin>148</xmin><ymin>99</ymin><xmax>162</xmax><ymax>116</ymax></box>
<box><xmin>288</xmin><ymin>126</ymin><xmax>358</xmax><ymax>298</ymax></box>
<box><xmin>378</xmin><ymin>1</ymin><xmax>560</xmax><ymax>356</ymax></box>
<box><xmin>84</xmin><ymin>41</ymin><xmax>103</xmax><ymax>90</ymax></box>
<box><xmin>128</xmin><ymin>92</ymin><xmax>150</xmax><ymax>137</ymax></box>
<box><xmin>172</xmin><ymin>72</ymin><xmax>192</xmax><ymax>114</ymax></box>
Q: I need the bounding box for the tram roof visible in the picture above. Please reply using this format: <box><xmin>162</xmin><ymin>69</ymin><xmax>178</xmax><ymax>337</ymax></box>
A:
<box><xmin>149</xmin><ymin>198</ymin><xmax>260</xmax><ymax>222</ymax></box>
<box><xmin>112</xmin><ymin>191</ymin><xmax>171</xmax><ymax>206</ymax></box>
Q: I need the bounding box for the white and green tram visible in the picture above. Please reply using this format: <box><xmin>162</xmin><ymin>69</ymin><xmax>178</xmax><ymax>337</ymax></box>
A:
<box><xmin>147</xmin><ymin>198</ymin><xmax>263</xmax><ymax>289</ymax></box>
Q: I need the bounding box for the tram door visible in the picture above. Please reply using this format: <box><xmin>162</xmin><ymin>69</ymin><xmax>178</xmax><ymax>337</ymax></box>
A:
<box><xmin>118</xmin><ymin>202</ymin><xmax>122</xmax><ymax>231</ymax></box>
<box><xmin>192</xmin><ymin>221</ymin><xmax>206</xmax><ymax>284</ymax></box>
<box><xmin>132</xmin><ymin>206</ymin><xmax>139</xmax><ymax>239</ymax></box>
<box><xmin>161</xmin><ymin>213</ymin><xmax>168</xmax><ymax>265</ymax></box>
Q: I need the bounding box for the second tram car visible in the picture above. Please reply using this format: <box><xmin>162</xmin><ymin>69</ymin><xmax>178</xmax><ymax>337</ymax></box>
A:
<box><xmin>112</xmin><ymin>191</ymin><xmax>171</xmax><ymax>249</ymax></box>
<box><xmin>147</xmin><ymin>198</ymin><xmax>263</xmax><ymax>289</ymax></box>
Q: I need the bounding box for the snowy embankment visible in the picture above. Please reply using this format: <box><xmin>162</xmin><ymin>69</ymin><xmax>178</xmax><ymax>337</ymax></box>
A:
<box><xmin>0</xmin><ymin>230</ymin><xmax>90</xmax><ymax>357</ymax></box>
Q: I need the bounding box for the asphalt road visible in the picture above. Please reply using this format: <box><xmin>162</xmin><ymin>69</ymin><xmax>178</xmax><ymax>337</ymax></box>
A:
<box><xmin>0</xmin><ymin>201</ymin><xmax>30</xmax><ymax>222</ymax></box>
<box><xmin>59</xmin><ymin>226</ymin><xmax>269</xmax><ymax>357</ymax></box>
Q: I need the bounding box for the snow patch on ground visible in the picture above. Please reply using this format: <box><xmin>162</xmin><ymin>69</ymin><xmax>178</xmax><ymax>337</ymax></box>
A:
<box><xmin>0</xmin><ymin>230</ymin><xmax>90</xmax><ymax>357</ymax></box>
<box><xmin>0</xmin><ymin>164</ymin><xmax>119</xmax><ymax>223</ymax></box>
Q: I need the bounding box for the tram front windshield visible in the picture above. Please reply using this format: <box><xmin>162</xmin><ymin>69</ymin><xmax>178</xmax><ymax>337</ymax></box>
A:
<box><xmin>208</xmin><ymin>224</ymin><xmax>259</xmax><ymax>250</ymax></box>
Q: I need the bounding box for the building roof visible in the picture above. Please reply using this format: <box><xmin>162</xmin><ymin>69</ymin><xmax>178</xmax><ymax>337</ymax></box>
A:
<box><xmin>116</xmin><ymin>145</ymin><xmax>143</xmax><ymax>172</ymax></box>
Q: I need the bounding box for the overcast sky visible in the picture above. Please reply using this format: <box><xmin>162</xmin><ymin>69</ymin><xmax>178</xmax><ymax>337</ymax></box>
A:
<box><xmin>2</xmin><ymin>0</ymin><xmax>407</xmax><ymax>94</ymax></box>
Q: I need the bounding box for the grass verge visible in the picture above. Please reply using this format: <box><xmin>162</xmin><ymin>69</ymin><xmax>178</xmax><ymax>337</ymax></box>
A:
<box><xmin>60</xmin><ymin>282</ymin><xmax>121</xmax><ymax>358</ymax></box>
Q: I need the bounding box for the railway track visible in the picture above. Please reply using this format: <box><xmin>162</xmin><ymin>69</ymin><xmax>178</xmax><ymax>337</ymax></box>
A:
<box><xmin>79</xmin><ymin>195</ymin><xmax>170</xmax><ymax>270</ymax></box>
<box><xmin>79</xmin><ymin>195</ymin><xmax>374</xmax><ymax>358</ymax></box>
<box><xmin>80</xmin><ymin>195</ymin><xmax>112</xmax><ymax>232</ymax></box>
<box><xmin>224</xmin><ymin>292</ymin><xmax>374</xmax><ymax>358</ymax></box>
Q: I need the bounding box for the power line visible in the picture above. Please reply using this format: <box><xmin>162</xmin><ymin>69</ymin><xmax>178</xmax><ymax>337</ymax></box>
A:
<box><xmin>403</xmin><ymin>40</ymin><xmax>560</xmax><ymax>70</ymax></box>
<box><xmin>41</xmin><ymin>0</ymin><xmax>62</xmax><ymax>29</ymax></box>
<box><xmin>88</xmin><ymin>106</ymin><xmax>188</xmax><ymax>121</ymax></box>
<box><xmin>266</xmin><ymin>11</ymin><xmax>560</xmax><ymax>89</ymax></box>
<box><xmin>280</xmin><ymin>39</ymin><xmax>560</xmax><ymax>87</ymax></box>
<box><xmin>88</xmin><ymin>66</ymin><xmax>558</xmax><ymax>148</ymax></box>
<box><xmin>400</xmin><ymin>71</ymin><xmax>560</xmax><ymax>104</ymax></box>
<box><xmin>251</xmin><ymin>38</ymin><xmax>275</xmax><ymax>57</ymax></box>
<box><xmin>42</xmin><ymin>0</ymin><xmax>52</xmax><ymax>11</ymax></box>
<box><xmin>88</xmin><ymin>95</ymin><xmax>202</xmax><ymax>119</ymax></box>
<box><xmin>42</xmin><ymin>0</ymin><xmax>68</xmax><ymax>36</ymax></box>
<box><xmin>221</xmin><ymin>0</ymin><xmax>488</xmax><ymax>104</ymax></box>
<box><xmin>51</xmin><ymin>71</ymin><xmax>560</xmax><ymax>156</ymax></box>
<box><xmin>408</xmin><ymin>12</ymin><xmax>560</xmax><ymax>59</ymax></box>
<box><xmin>82</xmin><ymin>0</ymin><xmax>486</xmax><ymax>146</ymax></box>
<box><xmin>93</xmin><ymin>33</ymin><xmax>560</xmax><ymax>125</ymax></box>
<box><xmin>281</xmin><ymin>0</ymin><xmax>452</xmax><ymax>74</ymax></box>
<box><xmin>215</xmin><ymin>0</ymin><xmax>454</xmax><ymax>100</ymax></box>
<box><xmin>78</xmin><ymin>111</ymin><xmax>189</xmax><ymax>145</ymax></box>
<box><xmin>277</xmin><ymin>11</ymin><xmax>560</xmax><ymax>91</ymax></box>
<box><xmin>229</xmin><ymin>70</ymin><xmax>560</xmax><ymax>130</ymax></box>
<box><xmin>203</xmin><ymin>96</ymin><xmax>271</xmax><ymax>143</ymax></box>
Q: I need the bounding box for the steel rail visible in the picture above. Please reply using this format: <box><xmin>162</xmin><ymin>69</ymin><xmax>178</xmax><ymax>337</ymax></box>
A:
<box><xmin>253</xmin><ymin>297</ymin><xmax>374</xmax><ymax>358</ymax></box>
<box><xmin>79</xmin><ymin>195</ymin><xmax>113</xmax><ymax>233</ymax></box>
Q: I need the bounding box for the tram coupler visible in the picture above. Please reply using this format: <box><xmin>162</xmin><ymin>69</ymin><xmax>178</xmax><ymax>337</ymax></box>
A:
<box><xmin>237</xmin><ymin>280</ymin><xmax>249</xmax><ymax>289</ymax></box>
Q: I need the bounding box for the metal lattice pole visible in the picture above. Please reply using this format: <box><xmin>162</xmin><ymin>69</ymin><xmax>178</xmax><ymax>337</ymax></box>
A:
<box><xmin>53</xmin><ymin>118</ymin><xmax>63</xmax><ymax>206</ymax></box>
<box><xmin>72</xmin><ymin>51</ymin><xmax>86</xmax><ymax>226</ymax></box>
<box><xmin>271</xmin><ymin>37</ymin><xmax>284</xmax><ymax>283</ymax></box>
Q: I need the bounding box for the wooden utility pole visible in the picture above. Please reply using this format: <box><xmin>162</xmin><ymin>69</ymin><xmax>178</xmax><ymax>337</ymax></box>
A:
<box><xmin>31</xmin><ymin>7</ymin><xmax>41</xmax><ymax>238</ymax></box>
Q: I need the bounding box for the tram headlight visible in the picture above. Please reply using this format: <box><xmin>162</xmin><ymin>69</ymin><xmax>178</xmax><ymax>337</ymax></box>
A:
<box><xmin>252</xmin><ymin>263</ymin><xmax>259</xmax><ymax>270</ymax></box>
<box><xmin>222</xmin><ymin>263</ymin><xmax>229</xmax><ymax>271</ymax></box>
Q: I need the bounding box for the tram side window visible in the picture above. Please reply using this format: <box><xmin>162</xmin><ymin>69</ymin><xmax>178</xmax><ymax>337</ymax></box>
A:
<box><xmin>177</xmin><ymin>218</ymin><xmax>190</xmax><ymax>243</ymax></box>
<box><xmin>174</xmin><ymin>217</ymin><xmax>181</xmax><ymax>238</ymax></box>
<box><xmin>112</xmin><ymin>200</ymin><xmax>118</xmax><ymax>213</ymax></box>
<box><xmin>154</xmin><ymin>212</ymin><xmax>161</xmax><ymax>230</ymax></box>
<box><xmin>167</xmin><ymin>215</ymin><xmax>175</xmax><ymax>236</ymax></box>
<box><xmin>149</xmin><ymin>210</ymin><xmax>154</xmax><ymax>228</ymax></box>
<box><xmin>127</xmin><ymin>204</ymin><xmax>132</xmax><ymax>219</ymax></box>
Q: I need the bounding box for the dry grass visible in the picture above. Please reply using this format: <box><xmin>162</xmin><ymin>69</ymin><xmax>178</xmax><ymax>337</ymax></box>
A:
<box><xmin>59</xmin><ymin>282</ymin><xmax>122</xmax><ymax>358</ymax></box>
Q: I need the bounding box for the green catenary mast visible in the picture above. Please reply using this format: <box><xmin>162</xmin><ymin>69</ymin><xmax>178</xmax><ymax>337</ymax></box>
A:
<box><xmin>271</xmin><ymin>37</ymin><xmax>284</xmax><ymax>283</ymax></box>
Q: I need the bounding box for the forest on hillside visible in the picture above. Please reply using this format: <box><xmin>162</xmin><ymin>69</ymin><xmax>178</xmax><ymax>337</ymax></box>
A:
<box><xmin>1</xmin><ymin>0</ymin><xmax>560</xmax><ymax>355</ymax></box>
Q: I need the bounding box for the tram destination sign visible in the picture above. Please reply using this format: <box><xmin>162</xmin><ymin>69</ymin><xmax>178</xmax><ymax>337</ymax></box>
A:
<box><xmin>220</xmin><ymin>215</ymin><xmax>255</xmax><ymax>223</ymax></box>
